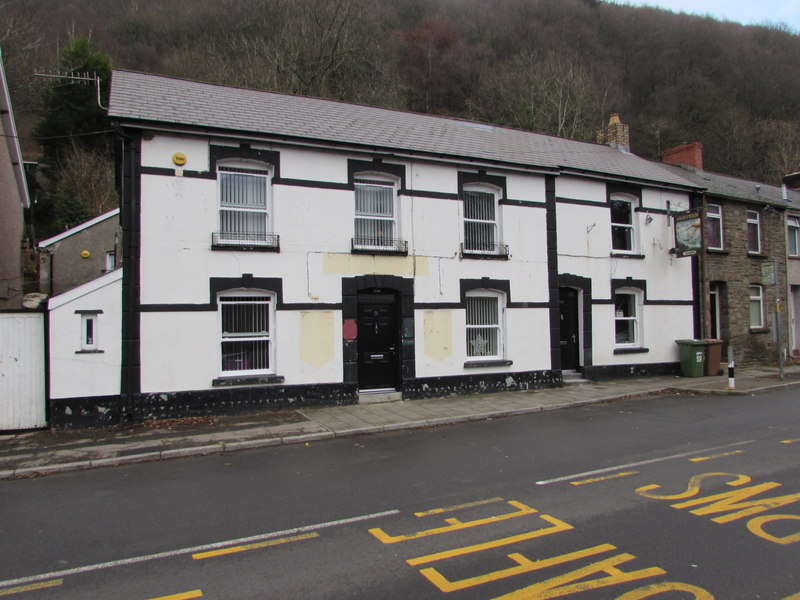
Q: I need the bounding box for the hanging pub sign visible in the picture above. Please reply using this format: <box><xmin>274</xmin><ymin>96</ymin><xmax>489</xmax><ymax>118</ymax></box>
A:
<box><xmin>673</xmin><ymin>210</ymin><xmax>702</xmax><ymax>257</ymax></box>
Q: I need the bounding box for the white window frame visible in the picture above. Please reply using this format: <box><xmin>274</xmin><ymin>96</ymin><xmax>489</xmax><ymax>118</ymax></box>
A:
<box><xmin>706</xmin><ymin>203</ymin><xmax>724</xmax><ymax>250</ymax></box>
<box><xmin>462</xmin><ymin>183</ymin><xmax>501</xmax><ymax>254</ymax></box>
<box><xmin>613</xmin><ymin>288</ymin><xmax>643</xmax><ymax>347</ymax></box>
<box><xmin>80</xmin><ymin>314</ymin><xmax>98</xmax><ymax>351</ymax></box>
<box><xmin>353</xmin><ymin>173</ymin><xmax>400</xmax><ymax>250</ymax></box>
<box><xmin>788</xmin><ymin>215</ymin><xmax>799</xmax><ymax>257</ymax></box>
<box><xmin>465</xmin><ymin>290</ymin><xmax>505</xmax><ymax>360</ymax></box>
<box><xmin>610</xmin><ymin>194</ymin><xmax>639</xmax><ymax>253</ymax></box>
<box><xmin>216</xmin><ymin>161</ymin><xmax>272</xmax><ymax>245</ymax></box>
<box><xmin>749</xmin><ymin>285</ymin><xmax>764</xmax><ymax>329</ymax></box>
<box><xmin>104</xmin><ymin>251</ymin><xmax>116</xmax><ymax>272</ymax></box>
<box><xmin>219</xmin><ymin>290</ymin><xmax>276</xmax><ymax>376</ymax></box>
<box><xmin>747</xmin><ymin>210</ymin><xmax>761</xmax><ymax>254</ymax></box>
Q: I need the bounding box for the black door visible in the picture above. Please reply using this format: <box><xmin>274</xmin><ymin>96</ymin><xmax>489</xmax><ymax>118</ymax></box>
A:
<box><xmin>357</xmin><ymin>290</ymin><xmax>400</xmax><ymax>390</ymax></box>
<box><xmin>559</xmin><ymin>288</ymin><xmax>580</xmax><ymax>370</ymax></box>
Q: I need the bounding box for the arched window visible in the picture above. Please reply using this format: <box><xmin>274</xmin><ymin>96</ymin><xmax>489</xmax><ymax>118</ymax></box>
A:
<box><xmin>219</xmin><ymin>290</ymin><xmax>275</xmax><ymax>375</ymax></box>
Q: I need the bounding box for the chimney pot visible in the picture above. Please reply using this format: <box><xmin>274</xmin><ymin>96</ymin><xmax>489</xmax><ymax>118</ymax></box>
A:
<box><xmin>596</xmin><ymin>113</ymin><xmax>630</xmax><ymax>153</ymax></box>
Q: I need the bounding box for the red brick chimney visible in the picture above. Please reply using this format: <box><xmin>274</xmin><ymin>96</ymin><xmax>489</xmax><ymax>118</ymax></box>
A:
<box><xmin>661</xmin><ymin>142</ymin><xmax>704</xmax><ymax>170</ymax></box>
<box><xmin>596</xmin><ymin>113</ymin><xmax>630</xmax><ymax>153</ymax></box>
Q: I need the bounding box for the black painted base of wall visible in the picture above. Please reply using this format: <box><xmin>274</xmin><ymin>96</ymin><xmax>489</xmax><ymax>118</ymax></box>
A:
<box><xmin>582</xmin><ymin>361</ymin><xmax>680</xmax><ymax>380</ymax></box>
<box><xmin>404</xmin><ymin>369</ymin><xmax>562</xmax><ymax>399</ymax></box>
<box><xmin>49</xmin><ymin>382</ymin><xmax>358</xmax><ymax>429</ymax></box>
<box><xmin>48</xmin><ymin>363</ymin><xmax>680</xmax><ymax>429</ymax></box>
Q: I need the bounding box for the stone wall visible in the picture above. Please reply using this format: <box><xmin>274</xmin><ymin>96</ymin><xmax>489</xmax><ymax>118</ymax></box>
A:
<box><xmin>706</xmin><ymin>200</ymin><xmax>789</xmax><ymax>365</ymax></box>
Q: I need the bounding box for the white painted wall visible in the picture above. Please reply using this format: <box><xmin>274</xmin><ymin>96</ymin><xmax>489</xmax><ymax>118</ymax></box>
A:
<box><xmin>555</xmin><ymin>176</ymin><xmax>694</xmax><ymax>366</ymax></box>
<box><xmin>0</xmin><ymin>312</ymin><xmax>45</xmax><ymax>429</ymax></box>
<box><xmin>48</xmin><ymin>270</ymin><xmax>122</xmax><ymax>399</ymax></box>
<box><xmin>133</xmin><ymin>133</ymin><xmax>695</xmax><ymax>396</ymax></box>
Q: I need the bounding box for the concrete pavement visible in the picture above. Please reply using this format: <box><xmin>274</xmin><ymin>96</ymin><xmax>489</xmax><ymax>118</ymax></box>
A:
<box><xmin>2</xmin><ymin>365</ymin><xmax>798</xmax><ymax>479</ymax></box>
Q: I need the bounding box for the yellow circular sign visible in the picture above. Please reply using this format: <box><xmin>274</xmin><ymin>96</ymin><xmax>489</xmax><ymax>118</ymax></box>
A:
<box><xmin>172</xmin><ymin>152</ymin><xmax>187</xmax><ymax>166</ymax></box>
<box><xmin>80</xmin><ymin>250</ymin><xmax>90</xmax><ymax>259</ymax></box>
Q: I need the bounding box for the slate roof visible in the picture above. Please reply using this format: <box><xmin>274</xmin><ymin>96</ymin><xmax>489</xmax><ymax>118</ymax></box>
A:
<box><xmin>109</xmin><ymin>70</ymin><xmax>700</xmax><ymax>190</ymax></box>
<box><xmin>661</xmin><ymin>164</ymin><xmax>800</xmax><ymax>209</ymax></box>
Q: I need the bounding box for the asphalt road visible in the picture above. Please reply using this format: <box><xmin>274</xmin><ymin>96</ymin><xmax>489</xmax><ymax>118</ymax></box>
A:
<box><xmin>1</xmin><ymin>388</ymin><xmax>798</xmax><ymax>599</ymax></box>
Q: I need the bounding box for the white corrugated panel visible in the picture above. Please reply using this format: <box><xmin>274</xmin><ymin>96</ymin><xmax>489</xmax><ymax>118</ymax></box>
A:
<box><xmin>0</xmin><ymin>313</ymin><xmax>46</xmax><ymax>430</ymax></box>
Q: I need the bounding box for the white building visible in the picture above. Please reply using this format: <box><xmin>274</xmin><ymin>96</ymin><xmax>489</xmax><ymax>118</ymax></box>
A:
<box><xmin>47</xmin><ymin>70</ymin><xmax>700</xmax><ymax>427</ymax></box>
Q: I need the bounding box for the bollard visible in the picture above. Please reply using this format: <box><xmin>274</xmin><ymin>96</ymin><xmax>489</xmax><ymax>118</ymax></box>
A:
<box><xmin>727</xmin><ymin>346</ymin><xmax>735</xmax><ymax>390</ymax></box>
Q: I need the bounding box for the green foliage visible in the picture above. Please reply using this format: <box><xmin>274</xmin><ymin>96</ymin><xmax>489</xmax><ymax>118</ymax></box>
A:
<box><xmin>33</xmin><ymin>35</ymin><xmax>112</xmax><ymax>167</ymax></box>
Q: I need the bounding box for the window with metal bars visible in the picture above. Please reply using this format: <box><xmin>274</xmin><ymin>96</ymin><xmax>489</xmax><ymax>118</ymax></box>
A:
<box><xmin>216</xmin><ymin>164</ymin><xmax>273</xmax><ymax>247</ymax></box>
<box><xmin>353</xmin><ymin>177</ymin><xmax>402</xmax><ymax>251</ymax></box>
<box><xmin>465</xmin><ymin>291</ymin><xmax>504</xmax><ymax>359</ymax></box>
<box><xmin>463</xmin><ymin>187</ymin><xmax>499</xmax><ymax>254</ymax></box>
<box><xmin>219</xmin><ymin>292</ymin><xmax>274</xmax><ymax>374</ymax></box>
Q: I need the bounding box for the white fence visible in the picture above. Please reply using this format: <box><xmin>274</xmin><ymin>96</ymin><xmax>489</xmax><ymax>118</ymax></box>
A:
<box><xmin>0</xmin><ymin>312</ymin><xmax>46</xmax><ymax>430</ymax></box>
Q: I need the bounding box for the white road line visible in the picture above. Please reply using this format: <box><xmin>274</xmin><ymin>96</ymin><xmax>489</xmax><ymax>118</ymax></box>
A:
<box><xmin>535</xmin><ymin>440</ymin><xmax>755</xmax><ymax>486</ymax></box>
<box><xmin>0</xmin><ymin>509</ymin><xmax>400</xmax><ymax>590</ymax></box>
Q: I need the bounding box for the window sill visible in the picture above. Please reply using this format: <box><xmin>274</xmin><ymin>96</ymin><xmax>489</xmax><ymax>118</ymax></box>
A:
<box><xmin>613</xmin><ymin>347</ymin><xmax>649</xmax><ymax>355</ymax></box>
<box><xmin>211</xmin><ymin>243</ymin><xmax>280</xmax><ymax>252</ymax></box>
<box><xmin>459</xmin><ymin>243</ymin><xmax>509</xmax><ymax>260</ymax></box>
<box><xmin>749</xmin><ymin>327</ymin><xmax>769</xmax><ymax>334</ymax></box>
<box><xmin>75</xmin><ymin>349</ymin><xmax>104</xmax><ymax>354</ymax></box>
<box><xmin>213</xmin><ymin>374</ymin><xmax>285</xmax><ymax>387</ymax></box>
<box><xmin>707</xmin><ymin>248</ymin><xmax>729</xmax><ymax>254</ymax></box>
<box><xmin>351</xmin><ymin>246</ymin><xmax>408</xmax><ymax>256</ymax></box>
<box><xmin>211</xmin><ymin>232</ymin><xmax>280</xmax><ymax>252</ymax></box>
<box><xmin>747</xmin><ymin>253</ymin><xmax>768</xmax><ymax>259</ymax></box>
<box><xmin>789</xmin><ymin>255</ymin><xmax>800</xmax><ymax>260</ymax></box>
<box><xmin>464</xmin><ymin>359</ymin><xmax>513</xmax><ymax>368</ymax></box>
<box><xmin>610</xmin><ymin>253</ymin><xmax>645</xmax><ymax>259</ymax></box>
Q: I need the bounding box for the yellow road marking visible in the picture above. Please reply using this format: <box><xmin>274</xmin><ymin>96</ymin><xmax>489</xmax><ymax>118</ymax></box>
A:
<box><xmin>192</xmin><ymin>532</ymin><xmax>318</xmax><ymax>560</ymax></box>
<box><xmin>689</xmin><ymin>450</ymin><xmax>744</xmax><ymax>462</ymax></box>
<box><xmin>147</xmin><ymin>591</ymin><xmax>202</xmax><ymax>600</ymax></box>
<box><xmin>0</xmin><ymin>580</ymin><xmax>63</xmax><ymax>596</ymax></box>
<box><xmin>570</xmin><ymin>471</ymin><xmax>639</xmax><ymax>486</ymax></box>
<box><xmin>370</xmin><ymin>500</ymin><xmax>537</xmax><ymax>543</ymax></box>
<box><xmin>781</xmin><ymin>439</ymin><xmax>800</xmax><ymax>445</ymax></box>
<box><xmin>415</xmin><ymin>497</ymin><xmax>504</xmax><ymax>517</ymax></box>
<box><xmin>408</xmin><ymin>514</ymin><xmax>573</xmax><ymax>565</ymax></box>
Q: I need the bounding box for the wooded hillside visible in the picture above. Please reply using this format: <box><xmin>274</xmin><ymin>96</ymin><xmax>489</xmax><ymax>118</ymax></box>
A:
<box><xmin>4</xmin><ymin>0</ymin><xmax>800</xmax><ymax>184</ymax></box>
